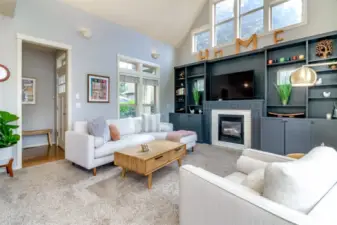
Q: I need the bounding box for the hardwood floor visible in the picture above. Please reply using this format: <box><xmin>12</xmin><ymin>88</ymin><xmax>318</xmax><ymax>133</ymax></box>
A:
<box><xmin>22</xmin><ymin>145</ymin><xmax>65</xmax><ymax>168</ymax></box>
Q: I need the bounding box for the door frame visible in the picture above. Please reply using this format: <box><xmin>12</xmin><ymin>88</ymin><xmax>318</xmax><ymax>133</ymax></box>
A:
<box><xmin>16</xmin><ymin>33</ymin><xmax>72</xmax><ymax>169</ymax></box>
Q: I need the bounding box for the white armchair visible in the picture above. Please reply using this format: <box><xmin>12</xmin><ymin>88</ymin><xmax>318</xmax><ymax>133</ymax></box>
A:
<box><xmin>179</xmin><ymin>148</ymin><xmax>337</xmax><ymax>225</ymax></box>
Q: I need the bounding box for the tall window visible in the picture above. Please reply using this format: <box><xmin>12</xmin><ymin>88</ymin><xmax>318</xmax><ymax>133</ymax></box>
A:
<box><xmin>239</xmin><ymin>0</ymin><xmax>264</xmax><ymax>39</ymax></box>
<box><xmin>213</xmin><ymin>0</ymin><xmax>235</xmax><ymax>46</ymax></box>
<box><xmin>118</xmin><ymin>56</ymin><xmax>160</xmax><ymax>118</ymax></box>
<box><xmin>193</xmin><ymin>29</ymin><xmax>210</xmax><ymax>53</ymax></box>
<box><xmin>271</xmin><ymin>0</ymin><xmax>303</xmax><ymax>30</ymax></box>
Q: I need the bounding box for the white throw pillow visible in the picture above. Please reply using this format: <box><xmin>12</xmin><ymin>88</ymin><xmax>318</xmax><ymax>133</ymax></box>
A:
<box><xmin>142</xmin><ymin>114</ymin><xmax>160</xmax><ymax>132</ymax></box>
<box><xmin>133</xmin><ymin>117</ymin><xmax>142</xmax><ymax>133</ymax></box>
<box><xmin>107</xmin><ymin>118</ymin><xmax>135</xmax><ymax>136</ymax></box>
<box><xmin>241</xmin><ymin>168</ymin><xmax>265</xmax><ymax>194</ymax></box>
<box><xmin>236</xmin><ymin>155</ymin><xmax>268</xmax><ymax>175</ymax></box>
<box><xmin>263</xmin><ymin>146</ymin><xmax>337</xmax><ymax>213</ymax></box>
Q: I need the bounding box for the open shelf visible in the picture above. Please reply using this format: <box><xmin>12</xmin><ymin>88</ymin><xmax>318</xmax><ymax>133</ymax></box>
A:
<box><xmin>267</xmin><ymin>105</ymin><xmax>306</xmax><ymax>107</ymax></box>
<box><xmin>315</xmin><ymin>69</ymin><xmax>337</xmax><ymax>73</ymax></box>
<box><xmin>309</xmin><ymin>56</ymin><xmax>337</xmax><ymax>63</ymax></box>
<box><xmin>310</xmin><ymin>83</ymin><xmax>337</xmax><ymax>87</ymax></box>
<box><xmin>187</xmin><ymin>74</ymin><xmax>205</xmax><ymax>79</ymax></box>
<box><xmin>309</xmin><ymin>97</ymin><xmax>337</xmax><ymax>100</ymax></box>
<box><xmin>267</xmin><ymin>59</ymin><xmax>306</xmax><ymax>67</ymax></box>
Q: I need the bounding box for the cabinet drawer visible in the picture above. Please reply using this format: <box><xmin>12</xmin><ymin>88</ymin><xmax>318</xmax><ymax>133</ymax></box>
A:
<box><xmin>145</xmin><ymin>153</ymin><xmax>169</xmax><ymax>173</ymax></box>
<box><xmin>169</xmin><ymin>145</ymin><xmax>186</xmax><ymax>160</ymax></box>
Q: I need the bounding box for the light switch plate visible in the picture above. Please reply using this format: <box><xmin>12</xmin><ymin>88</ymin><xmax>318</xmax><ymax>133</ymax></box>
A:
<box><xmin>76</xmin><ymin>102</ymin><xmax>81</xmax><ymax>108</ymax></box>
<box><xmin>75</xmin><ymin>93</ymin><xmax>80</xmax><ymax>100</ymax></box>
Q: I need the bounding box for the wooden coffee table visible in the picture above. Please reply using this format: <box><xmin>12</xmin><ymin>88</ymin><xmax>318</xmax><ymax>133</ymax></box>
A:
<box><xmin>114</xmin><ymin>140</ymin><xmax>186</xmax><ymax>189</ymax></box>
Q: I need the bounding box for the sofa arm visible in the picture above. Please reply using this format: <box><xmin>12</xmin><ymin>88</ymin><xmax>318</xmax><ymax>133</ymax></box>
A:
<box><xmin>243</xmin><ymin>148</ymin><xmax>295</xmax><ymax>163</ymax></box>
<box><xmin>180</xmin><ymin>165</ymin><xmax>312</xmax><ymax>225</ymax></box>
<box><xmin>160</xmin><ymin>122</ymin><xmax>173</xmax><ymax>132</ymax></box>
<box><xmin>65</xmin><ymin>131</ymin><xmax>95</xmax><ymax>169</ymax></box>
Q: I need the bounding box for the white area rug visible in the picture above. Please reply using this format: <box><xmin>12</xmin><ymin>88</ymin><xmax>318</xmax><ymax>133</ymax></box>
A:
<box><xmin>0</xmin><ymin>144</ymin><xmax>240</xmax><ymax>225</ymax></box>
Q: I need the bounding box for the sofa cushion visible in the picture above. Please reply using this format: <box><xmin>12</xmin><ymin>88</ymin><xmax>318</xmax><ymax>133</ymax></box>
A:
<box><xmin>74</xmin><ymin>121</ymin><xmax>88</xmax><ymax>134</ymax></box>
<box><xmin>88</xmin><ymin>116</ymin><xmax>109</xmax><ymax>147</ymax></box>
<box><xmin>109</xmin><ymin>124</ymin><xmax>120</xmax><ymax>141</ymax></box>
<box><xmin>236</xmin><ymin>155</ymin><xmax>268</xmax><ymax>175</ymax></box>
<box><xmin>94</xmin><ymin>137</ymin><xmax>105</xmax><ymax>148</ymax></box>
<box><xmin>180</xmin><ymin>133</ymin><xmax>197</xmax><ymax>144</ymax></box>
<box><xmin>133</xmin><ymin>117</ymin><xmax>143</xmax><ymax>133</ymax></box>
<box><xmin>107</xmin><ymin>118</ymin><xmax>135</xmax><ymax>136</ymax></box>
<box><xmin>225</xmin><ymin>172</ymin><xmax>247</xmax><ymax>184</ymax></box>
<box><xmin>95</xmin><ymin>134</ymin><xmax>155</xmax><ymax>158</ymax></box>
<box><xmin>142</xmin><ymin>132</ymin><xmax>167</xmax><ymax>140</ymax></box>
<box><xmin>263</xmin><ymin>146</ymin><xmax>337</xmax><ymax>213</ymax></box>
<box><xmin>142</xmin><ymin>114</ymin><xmax>160</xmax><ymax>132</ymax></box>
<box><xmin>242</xmin><ymin>168</ymin><xmax>265</xmax><ymax>194</ymax></box>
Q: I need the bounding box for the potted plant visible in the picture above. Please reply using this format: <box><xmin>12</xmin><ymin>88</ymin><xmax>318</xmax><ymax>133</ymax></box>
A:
<box><xmin>275</xmin><ymin>84</ymin><xmax>292</xmax><ymax>106</ymax></box>
<box><xmin>193</xmin><ymin>86</ymin><xmax>200</xmax><ymax>106</ymax></box>
<box><xmin>0</xmin><ymin>111</ymin><xmax>20</xmax><ymax>160</ymax></box>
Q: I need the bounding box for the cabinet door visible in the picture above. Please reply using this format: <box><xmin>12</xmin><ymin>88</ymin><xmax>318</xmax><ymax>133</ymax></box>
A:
<box><xmin>169</xmin><ymin>113</ymin><xmax>181</xmax><ymax>131</ymax></box>
<box><xmin>310</xmin><ymin>120</ymin><xmax>337</xmax><ymax>149</ymax></box>
<box><xmin>284</xmin><ymin>119</ymin><xmax>311</xmax><ymax>155</ymax></box>
<box><xmin>261</xmin><ymin>118</ymin><xmax>285</xmax><ymax>155</ymax></box>
<box><xmin>187</xmin><ymin>114</ymin><xmax>203</xmax><ymax>142</ymax></box>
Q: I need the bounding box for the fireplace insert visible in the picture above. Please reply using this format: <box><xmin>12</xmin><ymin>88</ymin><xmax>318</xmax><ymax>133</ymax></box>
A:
<box><xmin>218</xmin><ymin>115</ymin><xmax>244</xmax><ymax>145</ymax></box>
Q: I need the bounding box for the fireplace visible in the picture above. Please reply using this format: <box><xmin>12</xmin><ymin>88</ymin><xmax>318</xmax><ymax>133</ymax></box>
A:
<box><xmin>218</xmin><ymin>115</ymin><xmax>244</xmax><ymax>145</ymax></box>
<box><xmin>212</xmin><ymin>110</ymin><xmax>251</xmax><ymax>149</ymax></box>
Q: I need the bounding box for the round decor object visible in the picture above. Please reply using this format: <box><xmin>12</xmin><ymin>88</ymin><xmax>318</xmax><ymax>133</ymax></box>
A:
<box><xmin>0</xmin><ymin>64</ymin><xmax>10</xmax><ymax>82</ymax></box>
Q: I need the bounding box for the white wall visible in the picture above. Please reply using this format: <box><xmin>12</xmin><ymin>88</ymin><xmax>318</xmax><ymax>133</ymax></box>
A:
<box><xmin>176</xmin><ymin>0</ymin><xmax>337</xmax><ymax>65</ymax></box>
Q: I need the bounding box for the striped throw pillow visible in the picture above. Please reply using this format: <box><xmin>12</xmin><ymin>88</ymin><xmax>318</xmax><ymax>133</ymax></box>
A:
<box><xmin>142</xmin><ymin>114</ymin><xmax>160</xmax><ymax>132</ymax></box>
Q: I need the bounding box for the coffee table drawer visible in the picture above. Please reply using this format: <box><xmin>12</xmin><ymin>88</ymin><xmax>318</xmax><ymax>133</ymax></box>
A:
<box><xmin>146</xmin><ymin>153</ymin><xmax>169</xmax><ymax>173</ymax></box>
<box><xmin>169</xmin><ymin>145</ymin><xmax>186</xmax><ymax>160</ymax></box>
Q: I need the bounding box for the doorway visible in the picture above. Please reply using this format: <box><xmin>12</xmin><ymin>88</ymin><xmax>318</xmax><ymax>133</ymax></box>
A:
<box><xmin>17</xmin><ymin>34</ymin><xmax>72</xmax><ymax>169</ymax></box>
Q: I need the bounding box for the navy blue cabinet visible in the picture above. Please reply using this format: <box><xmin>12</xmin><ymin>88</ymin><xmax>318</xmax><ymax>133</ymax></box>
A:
<box><xmin>284</xmin><ymin>119</ymin><xmax>311</xmax><ymax>155</ymax></box>
<box><xmin>169</xmin><ymin>113</ymin><xmax>204</xmax><ymax>142</ymax></box>
<box><xmin>310</xmin><ymin>120</ymin><xmax>337</xmax><ymax>149</ymax></box>
<box><xmin>261</xmin><ymin>118</ymin><xmax>285</xmax><ymax>155</ymax></box>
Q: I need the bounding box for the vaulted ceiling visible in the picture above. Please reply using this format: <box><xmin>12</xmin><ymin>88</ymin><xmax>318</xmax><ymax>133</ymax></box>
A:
<box><xmin>61</xmin><ymin>0</ymin><xmax>207</xmax><ymax>47</ymax></box>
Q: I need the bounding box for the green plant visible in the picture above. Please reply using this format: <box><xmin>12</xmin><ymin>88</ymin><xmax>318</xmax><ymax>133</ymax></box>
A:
<box><xmin>0</xmin><ymin>111</ymin><xmax>20</xmax><ymax>148</ymax></box>
<box><xmin>193</xmin><ymin>86</ymin><xmax>200</xmax><ymax>105</ymax></box>
<box><xmin>275</xmin><ymin>84</ymin><xmax>292</xmax><ymax>105</ymax></box>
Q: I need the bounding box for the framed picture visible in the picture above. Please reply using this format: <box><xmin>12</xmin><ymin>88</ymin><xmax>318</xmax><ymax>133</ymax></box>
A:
<box><xmin>87</xmin><ymin>74</ymin><xmax>110</xmax><ymax>103</ymax></box>
<box><xmin>22</xmin><ymin>77</ymin><xmax>36</xmax><ymax>104</ymax></box>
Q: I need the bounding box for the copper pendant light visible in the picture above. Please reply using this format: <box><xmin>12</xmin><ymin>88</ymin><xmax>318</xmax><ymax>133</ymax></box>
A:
<box><xmin>290</xmin><ymin>67</ymin><xmax>317</xmax><ymax>87</ymax></box>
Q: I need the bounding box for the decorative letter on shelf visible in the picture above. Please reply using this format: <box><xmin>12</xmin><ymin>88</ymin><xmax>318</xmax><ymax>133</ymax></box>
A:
<box><xmin>274</xmin><ymin>30</ymin><xmax>284</xmax><ymax>44</ymax></box>
<box><xmin>198</xmin><ymin>49</ymin><xmax>209</xmax><ymax>61</ymax></box>
<box><xmin>214</xmin><ymin>49</ymin><xmax>223</xmax><ymax>58</ymax></box>
<box><xmin>235</xmin><ymin>34</ymin><xmax>257</xmax><ymax>54</ymax></box>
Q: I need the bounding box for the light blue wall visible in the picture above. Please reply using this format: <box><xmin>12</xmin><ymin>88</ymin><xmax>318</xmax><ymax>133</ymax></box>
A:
<box><xmin>0</xmin><ymin>0</ymin><xmax>175</xmax><ymax>167</ymax></box>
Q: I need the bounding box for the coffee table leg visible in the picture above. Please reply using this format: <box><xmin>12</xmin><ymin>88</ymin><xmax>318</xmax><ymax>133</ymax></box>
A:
<box><xmin>121</xmin><ymin>168</ymin><xmax>127</xmax><ymax>178</ymax></box>
<box><xmin>148</xmin><ymin>173</ymin><xmax>153</xmax><ymax>189</ymax></box>
<box><xmin>7</xmin><ymin>159</ymin><xmax>14</xmax><ymax>177</ymax></box>
<box><xmin>177</xmin><ymin>158</ymin><xmax>182</xmax><ymax>167</ymax></box>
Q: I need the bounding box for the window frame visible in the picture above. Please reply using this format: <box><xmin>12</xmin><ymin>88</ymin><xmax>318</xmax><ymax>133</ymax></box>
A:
<box><xmin>191</xmin><ymin>0</ymin><xmax>307</xmax><ymax>53</ymax></box>
<box><xmin>142</xmin><ymin>84</ymin><xmax>158</xmax><ymax>114</ymax></box>
<box><xmin>117</xmin><ymin>54</ymin><xmax>160</xmax><ymax>119</ymax></box>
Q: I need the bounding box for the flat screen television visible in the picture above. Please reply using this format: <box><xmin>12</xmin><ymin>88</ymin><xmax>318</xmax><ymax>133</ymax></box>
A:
<box><xmin>211</xmin><ymin>70</ymin><xmax>255</xmax><ymax>100</ymax></box>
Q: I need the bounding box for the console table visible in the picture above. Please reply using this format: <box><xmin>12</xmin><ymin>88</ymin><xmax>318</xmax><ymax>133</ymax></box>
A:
<box><xmin>23</xmin><ymin>129</ymin><xmax>53</xmax><ymax>146</ymax></box>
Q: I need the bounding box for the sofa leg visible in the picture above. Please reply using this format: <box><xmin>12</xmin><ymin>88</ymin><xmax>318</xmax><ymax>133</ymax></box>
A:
<box><xmin>93</xmin><ymin>168</ymin><xmax>97</xmax><ymax>176</ymax></box>
<box><xmin>192</xmin><ymin>147</ymin><xmax>195</xmax><ymax>152</ymax></box>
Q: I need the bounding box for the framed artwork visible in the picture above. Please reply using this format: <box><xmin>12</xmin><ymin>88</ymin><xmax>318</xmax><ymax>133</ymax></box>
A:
<box><xmin>87</xmin><ymin>74</ymin><xmax>110</xmax><ymax>103</ymax></box>
<box><xmin>22</xmin><ymin>77</ymin><xmax>36</xmax><ymax>104</ymax></box>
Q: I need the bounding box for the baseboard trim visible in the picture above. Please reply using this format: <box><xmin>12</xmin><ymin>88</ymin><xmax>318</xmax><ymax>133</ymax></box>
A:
<box><xmin>23</xmin><ymin>142</ymin><xmax>56</xmax><ymax>149</ymax></box>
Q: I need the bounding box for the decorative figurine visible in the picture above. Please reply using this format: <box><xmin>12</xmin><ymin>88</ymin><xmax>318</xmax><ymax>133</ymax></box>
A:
<box><xmin>316</xmin><ymin>39</ymin><xmax>333</xmax><ymax>58</ymax></box>
<box><xmin>323</xmin><ymin>91</ymin><xmax>331</xmax><ymax>98</ymax></box>
<box><xmin>299</xmin><ymin>55</ymin><xmax>305</xmax><ymax>60</ymax></box>
<box><xmin>316</xmin><ymin>78</ymin><xmax>322</xmax><ymax>85</ymax></box>
<box><xmin>141</xmin><ymin>144</ymin><xmax>150</xmax><ymax>152</ymax></box>
<box><xmin>273</xmin><ymin>30</ymin><xmax>284</xmax><ymax>44</ymax></box>
<box><xmin>279</xmin><ymin>57</ymin><xmax>285</xmax><ymax>63</ymax></box>
<box><xmin>332</xmin><ymin>103</ymin><xmax>337</xmax><ymax>119</ymax></box>
<box><xmin>268</xmin><ymin>59</ymin><xmax>273</xmax><ymax>65</ymax></box>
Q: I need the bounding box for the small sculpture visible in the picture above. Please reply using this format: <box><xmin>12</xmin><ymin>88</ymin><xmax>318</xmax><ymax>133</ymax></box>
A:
<box><xmin>214</xmin><ymin>49</ymin><xmax>223</xmax><ymax>58</ymax></box>
<box><xmin>198</xmin><ymin>49</ymin><xmax>209</xmax><ymax>61</ymax></box>
<box><xmin>179</xmin><ymin>71</ymin><xmax>185</xmax><ymax>79</ymax></box>
<box><xmin>323</xmin><ymin>91</ymin><xmax>331</xmax><ymax>98</ymax></box>
<box><xmin>316</xmin><ymin>40</ymin><xmax>333</xmax><ymax>58</ymax></box>
<box><xmin>332</xmin><ymin>103</ymin><xmax>337</xmax><ymax>119</ymax></box>
<box><xmin>141</xmin><ymin>144</ymin><xmax>150</xmax><ymax>152</ymax></box>
<box><xmin>273</xmin><ymin>30</ymin><xmax>284</xmax><ymax>44</ymax></box>
<box><xmin>316</xmin><ymin>78</ymin><xmax>322</xmax><ymax>85</ymax></box>
<box><xmin>236</xmin><ymin>34</ymin><xmax>257</xmax><ymax>54</ymax></box>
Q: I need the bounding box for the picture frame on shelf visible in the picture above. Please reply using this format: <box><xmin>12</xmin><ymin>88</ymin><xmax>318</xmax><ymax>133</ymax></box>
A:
<box><xmin>87</xmin><ymin>74</ymin><xmax>110</xmax><ymax>103</ymax></box>
<box><xmin>22</xmin><ymin>77</ymin><xmax>36</xmax><ymax>104</ymax></box>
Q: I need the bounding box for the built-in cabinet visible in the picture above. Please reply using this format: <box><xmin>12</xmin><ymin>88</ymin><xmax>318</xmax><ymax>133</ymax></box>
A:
<box><xmin>261</xmin><ymin>117</ymin><xmax>337</xmax><ymax>155</ymax></box>
<box><xmin>169</xmin><ymin>113</ymin><xmax>203</xmax><ymax>143</ymax></box>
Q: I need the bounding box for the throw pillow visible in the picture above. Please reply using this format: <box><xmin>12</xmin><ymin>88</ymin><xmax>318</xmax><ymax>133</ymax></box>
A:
<box><xmin>88</xmin><ymin>116</ymin><xmax>109</xmax><ymax>148</ymax></box>
<box><xmin>109</xmin><ymin>124</ymin><xmax>120</xmax><ymax>141</ymax></box>
<box><xmin>263</xmin><ymin>146</ymin><xmax>337</xmax><ymax>213</ymax></box>
<box><xmin>236</xmin><ymin>155</ymin><xmax>268</xmax><ymax>175</ymax></box>
<box><xmin>142</xmin><ymin>114</ymin><xmax>160</xmax><ymax>132</ymax></box>
<box><xmin>241</xmin><ymin>168</ymin><xmax>265</xmax><ymax>194</ymax></box>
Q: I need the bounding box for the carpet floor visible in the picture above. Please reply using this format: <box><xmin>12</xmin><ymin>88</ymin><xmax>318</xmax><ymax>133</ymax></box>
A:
<box><xmin>0</xmin><ymin>144</ymin><xmax>241</xmax><ymax>225</ymax></box>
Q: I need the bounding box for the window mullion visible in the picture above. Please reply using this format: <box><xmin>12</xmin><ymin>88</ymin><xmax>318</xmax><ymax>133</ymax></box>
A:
<box><xmin>239</xmin><ymin>6</ymin><xmax>264</xmax><ymax>17</ymax></box>
<box><xmin>234</xmin><ymin>0</ymin><xmax>239</xmax><ymax>39</ymax></box>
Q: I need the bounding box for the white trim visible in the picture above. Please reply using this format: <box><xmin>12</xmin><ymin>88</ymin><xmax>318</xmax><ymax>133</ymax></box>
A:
<box><xmin>16</xmin><ymin>33</ymin><xmax>72</xmax><ymax>170</ymax></box>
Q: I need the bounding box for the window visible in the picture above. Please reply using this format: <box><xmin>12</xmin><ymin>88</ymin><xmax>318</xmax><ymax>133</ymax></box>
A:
<box><xmin>118</xmin><ymin>55</ymin><xmax>160</xmax><ymax>118</ymax></box>
<box><xmin>213</xmin><ymin>0</ymin><xmax>235</xmax><ymax>46</ymax></box>
<box><xmin>193</xmin><ymin>29</ymin><xmax>210</xmax><ymax>52</ymax></box>
<box><xmin>239</xmin><ymin>0</ymin><xmax>264</xmax><ymax>39</ymax></box>
<box><xmin>271</xmin><ymin>0</ymin><xmax>303</xmax><ymax>30</ymax></box>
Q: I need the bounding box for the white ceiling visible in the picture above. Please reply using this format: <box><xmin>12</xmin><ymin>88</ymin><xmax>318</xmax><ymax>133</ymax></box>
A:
<box><xmin>61</xmin><ymin>0</ymin><xmax>207</xmax><ymax>47</ymax></box>
<box><xmin>0</xmin><ymin>0</ymin><xmax>16</xmax><ymax>17</ymax></box>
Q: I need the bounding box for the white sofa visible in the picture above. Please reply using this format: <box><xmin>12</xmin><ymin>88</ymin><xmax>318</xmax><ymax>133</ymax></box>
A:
<box><xmin>65</xmin><ymin>117</ymin><xmax>197</xmax><ymax>175</ymax></box>
<box><xmin>180</xmin><ymin>148</ymin><xmax>337</xmax><ymax>225</ymax></box>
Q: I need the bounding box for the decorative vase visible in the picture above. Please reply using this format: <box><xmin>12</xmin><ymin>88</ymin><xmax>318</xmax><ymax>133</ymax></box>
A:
<box><xmin>282</xmin><ymin>99</ymin><xmax>288</xmax><ymax>106</ymax></box>
<box><xmin>330</xmin><ymin>65</ymin><xmax>337</xmax><ymax>70</ymax></box>
<box><xmin>0</xmin><ymin>146</ymin><xmax>13</xmax><ymax>161</ymax></box>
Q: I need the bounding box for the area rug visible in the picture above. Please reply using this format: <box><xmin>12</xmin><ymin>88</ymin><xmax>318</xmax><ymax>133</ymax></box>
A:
<box><xmin>0</xmin><ymin>144</ymin><xmax>241</xmax><ymax>225</ymax></box>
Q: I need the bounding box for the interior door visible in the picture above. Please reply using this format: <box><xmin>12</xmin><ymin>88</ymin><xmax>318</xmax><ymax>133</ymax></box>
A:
<box><xmin>56</xmin><ymin>50</ymin><xmax>67</xmax><ymax>149</ymax></box>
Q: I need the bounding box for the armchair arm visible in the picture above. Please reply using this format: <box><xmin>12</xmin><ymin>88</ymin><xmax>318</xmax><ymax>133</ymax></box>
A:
<box><xmin>160</xmin><ymin>122</ymin><xmax>173</xmax><ymax>132</ymax></box>
<box><xmin>243</xmin><ymin>148</ymin><xmax>295</xmax><ymax>163</ymax></box>
<box><xmin>65</xmin><ymin>131</ymin><xmax>95</xmax><ymax>169</ymax></box>
<box><xmin>180</xmin><ymin>165</ymin><xmax>312</xmax><ymax>225</ymax></box>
